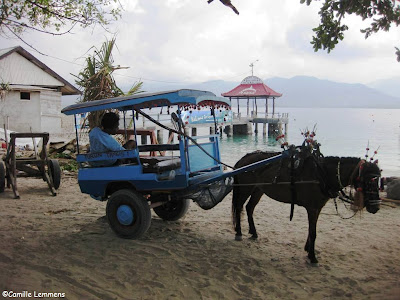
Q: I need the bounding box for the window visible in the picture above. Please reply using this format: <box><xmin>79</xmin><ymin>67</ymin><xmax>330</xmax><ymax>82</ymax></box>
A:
<box><xmin>20</xmin><ymin>92</ymin><xmax>30</xmax><ymax>100</ymax></box>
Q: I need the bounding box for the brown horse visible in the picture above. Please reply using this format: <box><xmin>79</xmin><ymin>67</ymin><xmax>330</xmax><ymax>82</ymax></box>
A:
<box><xmin>232</xmin><ymin>150</ymin><xmax>381</xmax><ymax>264</ymax></box>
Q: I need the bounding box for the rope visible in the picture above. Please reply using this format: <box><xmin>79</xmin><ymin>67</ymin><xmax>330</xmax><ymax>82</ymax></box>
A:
<box><xmin>333</xmin><ymin>198</ymin><xmax>358</xmax><ymax>219</ymax></box>
<box><xmin>135</xmin><ymin>109</ymin><xmax>236</xmax><ymax>170</ymax></box>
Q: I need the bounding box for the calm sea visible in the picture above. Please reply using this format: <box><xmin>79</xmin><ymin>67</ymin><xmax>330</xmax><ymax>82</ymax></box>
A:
<box><xmin>215</xmin><ymin>107</ymin><xmax>400</xmax><ymax>178</ymax></box>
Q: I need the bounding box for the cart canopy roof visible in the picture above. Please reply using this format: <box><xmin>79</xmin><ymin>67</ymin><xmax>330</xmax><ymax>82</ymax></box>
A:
<box><xmin>61</xmin><ymin>89</ymin><xmax>231</xmax><ymax>115</ymax></box>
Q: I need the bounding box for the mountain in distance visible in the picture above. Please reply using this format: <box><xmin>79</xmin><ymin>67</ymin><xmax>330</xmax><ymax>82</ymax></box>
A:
<box><xmin>143</xmin><ymin>76</ymin><xmax>400</xmax><ymax>109</ymax></box>
<box><xmin>264</xmin><ymin>76</ymin><xmax>400</xmax><ymax>108</ymax></box>
<box><xmin>368</xmin><ymin>76</ymin><xmax>400</xmax><ymax>99</ymax></box>
<box><xmin>142</xmin><ymin>80</ymin><xmax>238</xmax><ymax>99</ymax></box>
<box><xmin>62</xmin><ymin>76</ymin><xmax>400</xmax><ymax>109</ymax></box>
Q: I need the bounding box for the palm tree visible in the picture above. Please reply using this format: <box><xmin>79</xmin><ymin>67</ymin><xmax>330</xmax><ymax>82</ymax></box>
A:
<box><xmin>74</xmin><ymin>37</ymin><xmax>143</xmax><ymax>129</ymax></box>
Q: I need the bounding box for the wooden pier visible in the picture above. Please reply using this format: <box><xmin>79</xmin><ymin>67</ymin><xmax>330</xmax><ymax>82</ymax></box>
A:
<box><xmin>135</xmin><ymin>110</ymin><xmax>288</xmax><ymax>139</ymax></box>
<box><xmin>224</xmin><ymin>112</ymin><xmax>289</xmax><ymax>136</ymax></box>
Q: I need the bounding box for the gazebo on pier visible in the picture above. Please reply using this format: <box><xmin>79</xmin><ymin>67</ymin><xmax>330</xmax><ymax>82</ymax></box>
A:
<box><xmin>222</xmin><ymin>75</ymin><xmax>282</xmax><ymax>117</ymax></box>
<box><xmin>221</xmin><ymin>75</ymin><xmax>287</xmax><ymax>136</ymax></box>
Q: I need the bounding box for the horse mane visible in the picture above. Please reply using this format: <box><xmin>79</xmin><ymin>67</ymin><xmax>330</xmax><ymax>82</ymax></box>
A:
<box><xmin>239</xmin><ymin>150</ymin><xmax>271</xmax><ymax>159</ymax></box>
<box><xmin>324</xmin><ymin>156</ymin><xmax>361</xmax><ymax>164</ymax></box>
<box><xmin>234</xmin><ymin>150</ymin><xmax>280</xmax><ymax>168</ymax></box>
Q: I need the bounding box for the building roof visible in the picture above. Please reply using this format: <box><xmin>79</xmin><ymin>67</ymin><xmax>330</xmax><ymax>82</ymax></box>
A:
<box><xmin>0</xmin><ymin>46</ymin><xmax>80</xmax><ymax>95</ymax></box>
<box><xmin>222</xmin><ymin>75</ymin><xmax>282</xmax><ymax>98</ymax></box>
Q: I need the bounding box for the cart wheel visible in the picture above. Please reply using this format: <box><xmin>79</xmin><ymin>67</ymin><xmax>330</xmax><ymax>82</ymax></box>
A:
<box><xmin>48</xmin><ymin>159</ymin><xmax>61</xmax><ymax>190</ymax></box>
<box><xmin>0</xmin><ymin>161</ymin><xmax>5</xmax><ymax>193</ymax></box>
<box><xmin>153</xmin><ymin>198</ymin><xmax>190</xmax><ymax>221</ymax></box>
<box><xmin>106</xmin><ymin>189</ymin><xmax>151</xmax><ymax>239</ymax></box>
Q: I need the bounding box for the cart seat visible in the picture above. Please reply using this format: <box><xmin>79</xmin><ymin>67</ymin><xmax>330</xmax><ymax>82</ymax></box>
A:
<box><xmin>140</xmin><ymin>156</ymin><xmax>181</xmax><ymax>174</ymax></box>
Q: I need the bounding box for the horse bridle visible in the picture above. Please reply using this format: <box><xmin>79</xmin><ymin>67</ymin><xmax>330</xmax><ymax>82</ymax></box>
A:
<box><xmin>336</xmin><ymin>159</ymin><xmax>381</xmax><ymax>206</ymax></box>
<box><xmin>336</xmin><ymin>160</ymin><xmax>354</xmax><ymax>204</ymax></box>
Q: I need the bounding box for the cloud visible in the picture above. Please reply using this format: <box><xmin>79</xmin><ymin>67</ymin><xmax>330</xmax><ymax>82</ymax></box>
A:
<box><xmin>0</xmin><ymin>0</ymin><xmax>398</xmax><ymax>89</ymax></box>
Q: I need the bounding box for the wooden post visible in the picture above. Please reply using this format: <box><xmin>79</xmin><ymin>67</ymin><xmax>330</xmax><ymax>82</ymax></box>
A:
<box><xmin>273</xmin><ymin>97</ymin><xmax>275</xmax><ymax>116</ymax></box>
<box><xmin>3</xmin><ymin>123</ymin><xmax>8</xmax><ymax>147</ymax></box>
<box><xmin>30</xmin><ymin>127</ymin><xmax>38</xmax><ymax>159</ymax></box>
<box><xmin>141</xmin><ymin>134</ymin><xmax>147</xmax><ymax>145</ymax></box>
<box><xmin>247</xmin><ymin>97</ymin><xmax>249</xmax><ymax>117</ymax></box>
<box><xmin>224</xmin><ymin>125</ymin><xmax>232</xmax><ymax>137</ymax></box>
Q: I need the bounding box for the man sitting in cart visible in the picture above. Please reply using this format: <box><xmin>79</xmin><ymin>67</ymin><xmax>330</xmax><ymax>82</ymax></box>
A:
<box><xmin>89</xmin><ymin>112</ymin><xmax>136</xmax><ymax>167</ymax></box>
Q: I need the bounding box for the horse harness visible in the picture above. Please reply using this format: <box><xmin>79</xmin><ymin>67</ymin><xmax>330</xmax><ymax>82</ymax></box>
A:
<box><xmin>274</xmin><ymin>145</ymin><xmax>330</xmax><ymax>221</ymax></box>
<box><xmin>275</xmin><ymin>148</ymin><xmax>350</xmax><ymax>221</ymax></box>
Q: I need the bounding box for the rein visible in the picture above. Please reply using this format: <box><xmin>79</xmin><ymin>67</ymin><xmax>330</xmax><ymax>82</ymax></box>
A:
<box><xmin>335</xmin><ymin>158</ymin><xmax>367</xmax><ymax>203</ymax></box>
<box><xmin>336</xmin><ymin>159</ymin><xmax>355</xmax><ymax>204</ymax></box>
<box><xmin>333</xmin><ymin>159</ymin><xmax>378</xmax><ymax>219</ymax></box>
<box><xmin>333</xmin><ymin>160</ymin><xmax>359</xmax><ymax>219</ymax></box>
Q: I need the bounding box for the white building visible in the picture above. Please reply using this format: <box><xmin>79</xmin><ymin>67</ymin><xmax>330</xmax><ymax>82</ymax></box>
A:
<box><xmin>0</xmin><ymin>46</ymin><xmax>80</xmax><ymax>134</ymax></box>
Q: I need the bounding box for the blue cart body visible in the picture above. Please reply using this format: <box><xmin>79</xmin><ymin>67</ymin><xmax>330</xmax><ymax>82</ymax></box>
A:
<box><xmin>62</xmin><ymin>90</ymin><xmax>229</xmax><ymax>200</ymax></box>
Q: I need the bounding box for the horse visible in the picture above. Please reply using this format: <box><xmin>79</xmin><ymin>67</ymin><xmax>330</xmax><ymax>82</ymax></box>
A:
<box><xmin>232</xmin><ymin>150</ymin><xmax>381</xmax><ymax>264</ymax></box>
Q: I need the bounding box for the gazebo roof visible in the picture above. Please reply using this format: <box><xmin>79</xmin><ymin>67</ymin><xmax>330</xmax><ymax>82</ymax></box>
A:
<box><xmin>222</xmin><ymin>76</ymin><xmax>282</xmax><ymax>98</ymax></box>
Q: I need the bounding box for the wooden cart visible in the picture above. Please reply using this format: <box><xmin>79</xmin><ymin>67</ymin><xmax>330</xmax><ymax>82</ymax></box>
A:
<box><xmin>0</xmin><ymin>132</ymin><xmax>61</xmax><ymax>199</ymax></box>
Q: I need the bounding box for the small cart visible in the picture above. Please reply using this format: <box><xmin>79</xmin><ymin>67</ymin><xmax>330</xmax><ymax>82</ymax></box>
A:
<box><xmin>61</xmin><ymin>90</ymin><xmax>282</xmax><ymax>238</ymax></box>
<box><xmin>0</xmin><ymin>132</ymin><xmax>61</xmax><ymax>198</ymax></box>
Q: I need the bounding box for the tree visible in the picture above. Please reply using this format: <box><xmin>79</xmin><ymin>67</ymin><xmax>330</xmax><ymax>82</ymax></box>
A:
<box><xmin>73</xmin><ymin>37</ymin><xmax>143</xmax><ymax>129</ymax></box>
<box><xmin>0</xmin><ymin>0</ymin><xmax>121</xmax><ymax>41</ymax></box>
<box><xmin>300</xmin><ymin>0</ymin><xmax>400</xmax><ymax>60</ymax></box>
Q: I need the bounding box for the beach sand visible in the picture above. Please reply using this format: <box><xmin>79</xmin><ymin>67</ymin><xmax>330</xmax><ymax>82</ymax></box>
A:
<box><xmin>0</xmin><ymin>174</ymin><xmax>399</xmax><ymax>300</ymax></box>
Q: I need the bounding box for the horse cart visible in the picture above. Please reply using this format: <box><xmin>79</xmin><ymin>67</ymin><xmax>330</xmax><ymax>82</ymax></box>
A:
<box><xmin>61</xmin><ymin>89</ymin><xmax>284</xmax><ymax>239</ymax></box>
<box><xmin>0</xmin><ymin>132</ymin><xmax>61</xmax><ymax>198</ymax></box>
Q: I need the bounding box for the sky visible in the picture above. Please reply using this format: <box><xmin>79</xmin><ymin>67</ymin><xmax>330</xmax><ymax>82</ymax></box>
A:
<box><xmin>0</xmin><ymin>0</ymin><xmax>399</xmax><ymax>91</ymax></box>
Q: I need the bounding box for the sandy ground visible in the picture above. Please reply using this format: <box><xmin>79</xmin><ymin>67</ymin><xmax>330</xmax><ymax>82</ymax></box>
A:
<box><xmin>0</xmin><ymin>174</ymin><xmax>399</xmax><ymax>300</ymax></box>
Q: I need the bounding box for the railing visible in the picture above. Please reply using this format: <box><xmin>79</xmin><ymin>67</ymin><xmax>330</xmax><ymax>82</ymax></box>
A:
<box><xmin>232</xmin><ymin>112</ymin><xmax>289</xmax><ymax>122</ymax></box>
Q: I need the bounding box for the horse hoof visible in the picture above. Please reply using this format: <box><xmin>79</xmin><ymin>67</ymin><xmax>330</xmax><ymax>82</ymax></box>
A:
<box><xmin>235</xmin><ymin>235</ymin><xmax>243</xmax><ymax>241</ymax></box>
<box><xmin>249</xmin><ymin>235</ymin><xmax>258</xmax><ymax>240</ymax></box>
<box><xmin>308</xmin><ymin>255</ymin><xmax>319</xmax><ymax>265</ymax></box>
<box><xmin>307</xmin><ymin>260</ymin><xmax>319</xmax><ymax>267</ymax></box>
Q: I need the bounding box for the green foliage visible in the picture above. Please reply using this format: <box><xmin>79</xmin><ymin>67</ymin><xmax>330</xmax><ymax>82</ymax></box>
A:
<box><xmin>73</xmin><ymin>37</ymin><xmax>143</xmax><ymax>129</ymax></box>
<box><xmin>60</xmin><ymin>160</ymin><xmax>79</xmax><ymax>172</ymax></box>
<box><xmin>0</xmin><ymin>80</ymin><xmax>10</xmax><ymax>104</ymax></box>
<box><xmin>0</xmin><ymin>0</ymin><xmax>121</xmax><ymax>37</ymax></box>
<box><xmin>300</xmin><ymin>0</ymin><xmax>400</xmax><ymax>60</ymax></box>
<box><xmin>53</xmin><ymin>152</ymin><xmax>72</xmax><ymax>159</ymax></box>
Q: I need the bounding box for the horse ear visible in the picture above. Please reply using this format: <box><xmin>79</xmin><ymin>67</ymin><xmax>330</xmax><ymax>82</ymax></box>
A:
<box><xmin>373</xmin><ymin>159</ymin><xmax>378</xmax><ymax>164</ymax></box>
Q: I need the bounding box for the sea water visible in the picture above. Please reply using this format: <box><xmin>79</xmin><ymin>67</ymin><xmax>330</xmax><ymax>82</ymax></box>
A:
<box><xmin>215</xmin><ymin>107</ymin><xmax>400</xmax><ymax>178</ymax></box>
